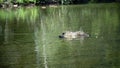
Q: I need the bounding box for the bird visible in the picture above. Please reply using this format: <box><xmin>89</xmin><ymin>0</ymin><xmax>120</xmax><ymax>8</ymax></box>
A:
<box><xmin>59</xmin><ymin>31</ymin><xmax>89</xmax><ymax>40</ymax></box>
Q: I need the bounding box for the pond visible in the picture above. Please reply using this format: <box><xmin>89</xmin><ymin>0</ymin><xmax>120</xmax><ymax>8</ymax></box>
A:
<box><xmin>0</xmin><ymin>3</ymin><xmax>120</xmax><ymax>68</ymax></box>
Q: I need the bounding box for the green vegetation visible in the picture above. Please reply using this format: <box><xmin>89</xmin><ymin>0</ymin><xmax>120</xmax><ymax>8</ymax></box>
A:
<box><xmin>0</xmin><ymin>0</ymin><xmax>119</xmax><ymax>8</ymax></box>
<box><xmin>0</xmin><ymin>7</ymin><xmax>38</xmax><ymax>21</ymax></box>
<box><xmin>0</xmin><ymin>3</ymin><xmax>119</xmax><ymax>21</ymax></box>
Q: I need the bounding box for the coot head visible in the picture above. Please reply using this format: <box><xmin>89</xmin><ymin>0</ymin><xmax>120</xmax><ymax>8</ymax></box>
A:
<box><xmin>59</xmin><ymin>35</ymin><xmax>64</xmax><ymax>38</ymax></box>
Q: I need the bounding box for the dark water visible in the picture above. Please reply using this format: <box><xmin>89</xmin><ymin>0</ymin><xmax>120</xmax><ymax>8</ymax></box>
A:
<box><xmin>0</xmin><ymin>4</ymin><xmax>120</xmax><ymax>68</ymax></box>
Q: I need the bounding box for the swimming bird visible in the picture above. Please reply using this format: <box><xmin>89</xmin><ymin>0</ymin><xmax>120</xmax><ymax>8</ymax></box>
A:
<box><xmin>59</xmin><ymin>31</ymin><xmax>89</xmax><ymax>40</ymax></box>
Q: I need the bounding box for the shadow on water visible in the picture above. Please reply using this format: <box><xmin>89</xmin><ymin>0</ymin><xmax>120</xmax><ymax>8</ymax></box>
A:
<box><xmin>0</xmin><ymin>7</ymin><xmax>38</xmax><ymax>68</ymax></box>
<box><xmin>112</xmin><ymin>3</ymin><xmax>120</xmax><ymax>68</ymax></box>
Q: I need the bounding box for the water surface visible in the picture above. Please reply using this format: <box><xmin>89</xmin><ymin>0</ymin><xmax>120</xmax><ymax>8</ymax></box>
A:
<box><xmin>0</xmin><ymin>4</ymin><xmax>120</xmax><ymax>68</ymax></box>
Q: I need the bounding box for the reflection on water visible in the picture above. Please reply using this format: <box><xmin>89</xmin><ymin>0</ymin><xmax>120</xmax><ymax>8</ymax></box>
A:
<box><xmin>0</xmin><ymin>4</ymin><xmax>120</xmax><ymax>68</ymax></box>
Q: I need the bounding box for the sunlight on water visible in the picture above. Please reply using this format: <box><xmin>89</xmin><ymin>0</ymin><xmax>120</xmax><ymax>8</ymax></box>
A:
<box><xmin>41</xmin><ymin>22</ymin><xmax>48</xmax><ymax>68</ymax></box>
<box><xmin>4</xmin><ymin>18</ymin><xmax>9</xmax><ymax>44</ymax></box>
<box><xmin>34</xmin><ymin>26</ymin><xmax>40</xmax><ymax>68</ymax></box>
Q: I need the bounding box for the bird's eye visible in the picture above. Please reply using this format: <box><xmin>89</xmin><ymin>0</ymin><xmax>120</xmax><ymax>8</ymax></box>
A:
<box><xmin>62</xmin><ymin>33</ymin><xmax>65</xmax><ymax>35</ymax></box>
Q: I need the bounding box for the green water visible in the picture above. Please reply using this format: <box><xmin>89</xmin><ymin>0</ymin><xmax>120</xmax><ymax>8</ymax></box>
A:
<box><xmin>0</xmin><ymin>3</ymin><xmax>120</xmax><ymax>68</ymax></box>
